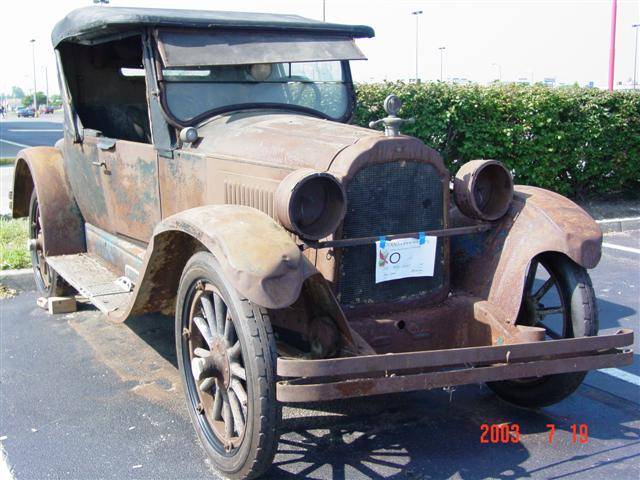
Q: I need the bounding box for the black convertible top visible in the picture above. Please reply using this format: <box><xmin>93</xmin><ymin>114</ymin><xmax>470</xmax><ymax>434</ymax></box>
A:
<box><xmin>51</xmin><ymin>6</ymin><xmax>375</xmax><ymax>47</ymax></box>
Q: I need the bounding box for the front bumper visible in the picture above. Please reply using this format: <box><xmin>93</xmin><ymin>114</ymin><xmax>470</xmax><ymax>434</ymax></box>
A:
<box><xmin>276</xmin><ymin>329</ymin><xmax>633</xmax><ymax>402</ymax></box>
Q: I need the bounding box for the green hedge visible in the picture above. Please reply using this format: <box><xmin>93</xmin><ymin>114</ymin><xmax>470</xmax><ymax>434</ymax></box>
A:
<box><xmin>353</xmin><ymin>82</ymin><xmax>639</xmax><ymax>198</ymax></box>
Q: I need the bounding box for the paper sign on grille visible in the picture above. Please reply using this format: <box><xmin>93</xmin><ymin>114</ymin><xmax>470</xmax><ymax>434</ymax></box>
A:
<box><xmin>375</xmin><ymin>237</ymin><xmax>437</xmax><ymax>284</ymax></box>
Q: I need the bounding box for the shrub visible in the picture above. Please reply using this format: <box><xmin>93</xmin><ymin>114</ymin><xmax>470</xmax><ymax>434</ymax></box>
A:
<box><xmin>354</xmin><ymin>82</ymin><xmax>639</xmax><ymax>198</ymax></box>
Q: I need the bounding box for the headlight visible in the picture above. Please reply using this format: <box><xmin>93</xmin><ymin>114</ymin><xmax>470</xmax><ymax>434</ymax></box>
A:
<box><xmin>275</xmin><ymin>169</ymin><xmax>346</xmax><ymax>240</ymax></box>
<box><xmin>453</xmin><ymin>160</ymin><xmax>513</xmax><ymax>221</ymax></box>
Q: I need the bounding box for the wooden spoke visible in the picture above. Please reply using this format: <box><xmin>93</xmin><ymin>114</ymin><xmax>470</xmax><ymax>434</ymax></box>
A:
<box><xmin>228</xmin><ymin>341</ymin><xmax>241</xmax><ymax>359</ymax></box>
<box><xmin>191</xmin><ymin>357</ymin><xmax>207</xmax><ymax>382</ymax></box>
<box><xmin>538</xmin><ymin>306</ymin><xmax>563</xmax><ymax>316</ymax></box>
<box><xmin>213</xmin><ymin>293</ymin><xmax>226</xmax><ymax>336</ymax></box>
<box><xmin>200</xmin><ymin>295</ymin><xmax>217</xmax><ymax>337</ymax></box>
<box><xmin>228</xmin><ymin>390</ymin><xmax>245</xmax><ymax>435</ymax></box>
<box><xmin>193</xmin><ymin>316</ymin><xmax>214</xmax><ymax>348</ymax></box>
<box><xmin>212</xmin><ymin>387</ymin><xmax>222</xmax><ymax>420</ymax></box>
<box><xmin>533</xmin><ymin>277</ymin><xmax>555</xmax><ymax>301</ymax></box>
<box><xmin>230</xmin><ymin>362</ymin><xmax>246</xmax><ymax>381</ymax></box>
<box><xmin>230</xmin><ymin>378</ymin><xmax>247</xmax><ymax>408</ymax></box>
<box><xmin>194</xmin><ymin>347</ymin><xmax>210</xmax><ymax>358</ymax></box>
<box><xmin>224</xmin><ymin>313</ymin><xmax>236</xmax><ymax>345</ymax></box>
<box><xmin>221</xmin><ymin>390</ymin><xmax>233</xmax><ymax>438</ymax></box>
<box><xmin>199</xmin><ymin>377</ymin><xmax>215</xmax><ymax>393</ymax></box>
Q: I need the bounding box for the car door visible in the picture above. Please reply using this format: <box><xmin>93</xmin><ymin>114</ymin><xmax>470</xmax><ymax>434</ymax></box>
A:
<box><xmin>63</xmin><ymin>131</ymin><xmax>115</xmax><ymax>234</ymax></box>
<box><xmin>99</xmin><ymin>138</ymin><xmax>161</xmax><ymax>243</ymax></box>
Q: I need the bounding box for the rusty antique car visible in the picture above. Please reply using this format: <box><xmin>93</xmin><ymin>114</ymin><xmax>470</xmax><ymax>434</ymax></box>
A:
<box><xmin>11</xmin><ymin>6</ymin><xmax>633</xmax><ymax>479</ymax></box>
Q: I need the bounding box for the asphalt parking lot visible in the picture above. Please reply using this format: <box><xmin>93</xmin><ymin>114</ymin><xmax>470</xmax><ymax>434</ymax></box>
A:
<box><xmin>0</xmin><ymin>230</ymin><xmax>637</xmax><ymax>480</ymax></box>
<box><xmin>0</xmin><ymin>116</ymin><xmax>638</xmax><ymax>479</ymax></box>
<box><xmin>0</xmin><ymin>114</ymin><xmax>64</xmax><ymax>216</ymax></box>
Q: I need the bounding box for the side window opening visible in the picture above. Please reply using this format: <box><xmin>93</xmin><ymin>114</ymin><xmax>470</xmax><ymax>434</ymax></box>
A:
<box><xmin>59</xmin><ymin>35</ymin><xmax>151</xmax><ymax>143</ymax></box>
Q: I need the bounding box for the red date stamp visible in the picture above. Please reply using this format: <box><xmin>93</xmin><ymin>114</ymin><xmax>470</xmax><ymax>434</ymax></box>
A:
<box><xmin>480</xmin><ymin>423</ymin><xmax>589</xmax><ymax>444</ymax></box>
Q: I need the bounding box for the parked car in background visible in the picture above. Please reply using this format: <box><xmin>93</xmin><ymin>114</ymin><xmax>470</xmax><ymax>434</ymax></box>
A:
<box><xmin>16</xmin><ymin>107</ymin><xmax>35</xmax><ymax>117</ymax></box>
<box><xmin>10</xmin><ymin>6</ymin><xmax>634</xmax><ymax>480</ymax></box>
<box><xmin>39</xmin><ymin>105</ymin><xmax>54</xmax><ymax>114</ymax></box>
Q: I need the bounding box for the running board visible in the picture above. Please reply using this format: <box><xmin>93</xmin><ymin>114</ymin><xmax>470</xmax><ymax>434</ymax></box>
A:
<box><xmin>46</xmin><ymin>253</ymin><xmax>133</xmax><ymax>314</ymax></box>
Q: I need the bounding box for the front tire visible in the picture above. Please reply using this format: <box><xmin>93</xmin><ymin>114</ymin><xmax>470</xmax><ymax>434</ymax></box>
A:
<box><xmin>175</xmin><ymin>251</ymin><xmax>279</xmax><ymax>480</ymax></box>
<box><xmin>487</xmin><ymin>252</ymin><xmax>599</xmax><ymax>407</ymax></box>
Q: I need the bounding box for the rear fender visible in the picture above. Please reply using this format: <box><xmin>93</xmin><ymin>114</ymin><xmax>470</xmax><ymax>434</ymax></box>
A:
<box><xmin>11</xmin><ymin>145</ymin><xmax>85</xmax><ymax>256</ymax></box>
<box><xmin>116</xmin><ymin>205</ymin><xmax>315</xmax><ymax>322</ymax></box>
<box><xmin>451</xmin><ymin>186</ymin><xmax>602</xmax><ymax>323</ymax></box>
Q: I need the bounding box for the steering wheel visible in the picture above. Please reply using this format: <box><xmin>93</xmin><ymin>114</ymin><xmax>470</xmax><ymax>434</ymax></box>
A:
<box><xmin>286</xmin><ymin>76</ymin><xmax>322</xmax><ymax>110</ymax></box>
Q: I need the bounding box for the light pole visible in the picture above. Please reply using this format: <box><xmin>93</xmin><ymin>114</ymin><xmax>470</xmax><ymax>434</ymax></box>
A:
<box><xmin>438</xmin><ymin>46</ymin><xmax>445</xmax><ymax>82</ymax></box>
<box><xmin>412</xmin><ymin>11</ymin><xmax>423</xmax><ymax>82</ymax></box>
<box><xmin>608</xmin><ymin>0</ymin><xmax>617</xmax><ymax>91</ymax></box>
<box><xmin>45</xmin><ymin>67</ymin><xmax>49</xmax><ymax>107</ymax></box>
<box><xmin>633</xmin><ymin>24</ymin><xmax>639</xmax><ymax>89</ymax></box>
<box><xmin>30</xmin><ymin>39</ymin><xmax>37</xmax><ymax>112</ymax></box>
<box><xmin>492</xmin><ymin>62</ymin><xmax>502</xmax><ymax>82</ymax></box>
<box><xmin>322</xmin><ymin>0</ymin><xmax>326</xmax><ymax>22</ymax></box>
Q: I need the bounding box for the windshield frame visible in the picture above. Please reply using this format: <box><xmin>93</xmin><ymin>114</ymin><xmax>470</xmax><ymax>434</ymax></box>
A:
<box><xmin>151</xmin><ymin>36</ymin><xmax>357</xmax><ymax>128</ymax></box>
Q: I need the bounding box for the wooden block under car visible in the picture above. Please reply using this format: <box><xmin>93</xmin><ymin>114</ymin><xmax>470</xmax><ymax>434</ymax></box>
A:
<box><xmin>37</xmin><ymin>296</ymin><xmax>77</xmax><ymax>314</ymax></box>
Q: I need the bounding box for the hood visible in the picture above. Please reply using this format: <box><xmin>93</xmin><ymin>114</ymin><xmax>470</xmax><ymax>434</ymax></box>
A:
<box><xmin>191</xmin><ymin>110</ymin><xmax>381</xmax><ymax>172</ymax></box>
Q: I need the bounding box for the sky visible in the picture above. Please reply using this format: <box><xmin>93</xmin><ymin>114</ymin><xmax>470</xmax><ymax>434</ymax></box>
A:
<box><xmin>0</xmin><ymin>0</ymin><xmax>639</xmax><ymax>97</ymax></box>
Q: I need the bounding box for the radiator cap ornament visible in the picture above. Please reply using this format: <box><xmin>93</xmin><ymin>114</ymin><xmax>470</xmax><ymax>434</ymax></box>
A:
<box><xmin>369</xmin><ymin>94</ymin><xmax>415</xmax><ymax>137</ymax></box>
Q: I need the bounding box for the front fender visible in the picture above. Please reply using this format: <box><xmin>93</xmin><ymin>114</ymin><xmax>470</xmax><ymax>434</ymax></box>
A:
<box><xmin>12</xmin><ymin>146</ymin><xmax>85</xmax><ymax>256</ymax></box>
<box><xmin>452</xmin><ymin>186</ymin><xmax>602</xmax><ymax>323</ymax></box>
<box><xmin>158</xmin><ymin>205</ymin><xmax>312</xmax><ymax>308</ymax></box>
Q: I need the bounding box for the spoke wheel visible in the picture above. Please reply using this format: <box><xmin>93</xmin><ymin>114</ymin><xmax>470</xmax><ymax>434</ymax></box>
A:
<box><xmin>176</xmin><ymin>251</ymin><xmax>279</xmax><ymax>480</ymax></box>
<box><xmin>487</xmin><ymin>252</ymin><xmax>598</xmax><ymax>407</ymax></box>
<box><xmin>28</xmin><ymin>190</ymin><xmax>69</xmax><ymax>297</ymax></box>
<box><xmin>187</xmin><ymin>281</ymin><xmax>248</xmax><ymax>451</ymax></box>
<box><xmin>517</xmin><ymin>258</ymin><xmax>568</xmax><ymax>341</ymax></box>
<box><xmin>29</xmin><ymin>195</ymin><xmax>51</xmax><ymax>291</ymax></box>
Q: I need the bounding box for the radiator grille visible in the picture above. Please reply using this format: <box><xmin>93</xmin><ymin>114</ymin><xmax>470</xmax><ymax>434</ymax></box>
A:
<box><xmin>338</xmin><ymin>161</ymin><xmax>446</xmax><ymax>306</ymax></box>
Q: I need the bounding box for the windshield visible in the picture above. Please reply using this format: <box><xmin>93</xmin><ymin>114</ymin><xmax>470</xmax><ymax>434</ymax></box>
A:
<box><xmin>160</xmin><ymin>60</ymin><xmax>353</xmax><ymax>124</ymax></box>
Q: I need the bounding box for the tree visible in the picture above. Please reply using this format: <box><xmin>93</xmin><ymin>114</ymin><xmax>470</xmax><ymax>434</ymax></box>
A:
<box><xmin>22</xmin><ymin>92</ymin><xmax>47</xmax><ymax>107</ymax></box>
<box><xmin>49</xmin><ymin>94</ymin><xmax>62</xmax><ymax>107</ymax></box>
<box><xmin>11</xmin><ymin>86</ymin><xmax>25</xmax><ymax>99</ymax></box>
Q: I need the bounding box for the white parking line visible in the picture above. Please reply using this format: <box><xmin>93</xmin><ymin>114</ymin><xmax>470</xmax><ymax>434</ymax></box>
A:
<box><xmin>8</xmin><ymin>129</ymin><xmax>63</xmax><ymax>133</ymax></box>
<box><xmin>602</xmin><ymin>242</ymin><xmax>640</xmax><ymax>255</ymax></box>
<box><xmin>0</xmin><ymin>139</ymin><xmax>30</xmax><ymax>148</ymax></box>
<box><xmin>598</xmin><ymin>368</ymin><xmax>640</xmax><ymax>386</ymax></box>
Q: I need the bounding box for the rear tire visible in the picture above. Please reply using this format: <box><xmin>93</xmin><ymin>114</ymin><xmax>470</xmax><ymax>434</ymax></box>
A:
<box><xmin>487</xmin><ymin>252</ymin><xmax>598</xmax><ymax>407</ymax></box>
<box><xmin>176</xmin><ymin>251</ymin><xmax>279</xmax><ymax>480</ymax></box>
<box><xmin>28</xmin><ymin>189</ymin><xmax>70</xmax><ymax>297</ymax></box>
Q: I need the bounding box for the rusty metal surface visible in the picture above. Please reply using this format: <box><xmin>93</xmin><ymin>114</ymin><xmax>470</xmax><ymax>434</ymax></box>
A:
<box><xmin>453</xmin><ymin>159</ymin><xmax>514</xmax><ymax>221</ymax></box>
<box><xmin>451</xmin><ymin>185</ymin><xmax>603</xmax><ymax>325</ymax></box>
<box><xmin>277</xmin><ymin>328</ymin><xmax>633</xmax><ymax>378</ymax></box>
<box><xmin>85</xmin><ymin>223</ymin><xmax>145</xmax><ymax>276</ymax></box>
<box><xmin>192</xmin><ymin>111</ymin><xmax>379</xmax><ymax>172</ymax></box>
<box><xmin>274</xmin><ymin>168</ymin><xmax>346</xmax><ymax>241</ymax></box>
<box><xmin>12</xmin><ymin>145</ymin><xmax>85</xmax><ymax>257</ymax></box>
<box><xmin>62</xmin><ymin>134</ymin><xmax>114</xmax><ymax>233</ymax></box>
<box><xmin>346</xmin><ymin>293</ymin><xmax>540</xmax><ymax>354</ymax></box>
<box><xmin>270</xmin><ymin>273</ymin><xmax>366</xmax><ymax>359</ymax></box>
<box><xmin>101</xmin><ymin>140</ymin><xmax>161</xmax><ymax>242</ymax></box>
<box><xmin>104</xmin><ymin>204</ymin><xmax>317</xmax><ymax>323</ymax></box>
<box><xmin>276</xmin><ymin>350</ymin><xmax>632</xmax><ymax>402</ymax></box>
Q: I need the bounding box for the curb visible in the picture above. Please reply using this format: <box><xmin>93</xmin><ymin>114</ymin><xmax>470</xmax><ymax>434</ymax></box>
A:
<box><xmin>0</xmin><ymin>268</ymin><xmax>34</xmax><ymax>292</ymax></box>
<box><xmin>596</xmin><ymin>217</ymin><xmax>640</xmax><ymax>234</ymax></box>
<box><xmin>0</xmin><ymin>268</ymin><xmax>31</xmax><ymax>278</ymax></box>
